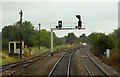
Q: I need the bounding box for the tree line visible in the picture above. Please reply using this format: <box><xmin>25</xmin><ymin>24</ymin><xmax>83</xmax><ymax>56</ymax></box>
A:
<box><xmin>80</xmin><ymin>28</ymin><xmax>120</xmax><ymax>57</ymax></box>
<box><xmin>2</xmin><ymin>20</ymin><xmax>120</xmax><ymax>58</ymax></box>
<box><xmin>2</xmin><ymin>21</ymin><xmax>61</xmax><ymax>50</ymax></box>
<box><xmin>60</xmin><ymin>28</ymin><xmax>120</xmax><ymax>57</ymax></box>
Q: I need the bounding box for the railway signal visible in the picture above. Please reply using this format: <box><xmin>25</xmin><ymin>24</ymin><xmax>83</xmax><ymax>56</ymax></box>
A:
<box><xmin>76</xmin><ymin>15</ymin><xmax>82</xmax><ymax>29</ymax></box>
<box><xmin>76</xmin><ymin>15</ymin><xmax>81</xmax><ymax>20</ymax></box>
<box><xmin>78</xmin><ymin>20</ymin><xmax>82</xmax><ymax>29</ymax></box>
<box><xmin>58</xmin><ymin>20</ymin><xmax>62</xmax><ymax>29</ymax></box>
<box><xmin>50</xmin><ymin>15</ymin><xmax>85</xmax><ymax>56</ymax></box>
<box><xmin>56</xmin><ymin>20</ymin><xmax>62</xmax><ymax>29</ymax></box>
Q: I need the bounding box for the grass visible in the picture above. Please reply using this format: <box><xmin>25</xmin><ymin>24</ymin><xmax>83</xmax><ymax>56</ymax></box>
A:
<box><xmin>90</xmin><ymin>47</ymin><xmax>120</xmax><ymax>74</ymax></box>
<box><xmin>1</xmin><ymin>51</ymin><xmax>28</xmax><ymax>65</ymax></box>
<box><xmin>53</xmin><ymin>45</ymin><xmax>71</xmax><ymax>51</ymax></box>
<box><xmin>0</xmin><ymin>59</ymin><xmax>2</xmax><ymax>64</ymax></box>
<box><xmin>1</xmin><ymin>45</ymin><xmax>71</xmax><ymax>65</ymax></box>
<box><xmin>0</xmin><ymin>47</ymin><xmax>46</xmax><ymax>65</ymax></box>
<box><xmin>0</xmin><ymin>51</ymin><xmax>15</xmax><ymax>65</ymax></box>
<box><xmin>99</xmin><ymin>49</ymin><xmax>120</xmax><ymax>74</ymax></box>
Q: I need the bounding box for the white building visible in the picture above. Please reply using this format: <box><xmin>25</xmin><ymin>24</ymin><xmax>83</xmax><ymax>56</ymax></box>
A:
<box><xmin>9</xmin><ymin>41</ymin><xmax>24</xmax><ymax>55</ymax></box>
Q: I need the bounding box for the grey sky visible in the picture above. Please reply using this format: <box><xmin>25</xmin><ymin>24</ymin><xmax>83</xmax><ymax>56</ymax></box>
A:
<box><xmin>1</xmin><ymin>2</ymin><xmax>118</xmax><ymax>37</ymax></box>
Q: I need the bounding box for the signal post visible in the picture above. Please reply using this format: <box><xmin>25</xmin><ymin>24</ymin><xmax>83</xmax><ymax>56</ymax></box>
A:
<box><xmin>50</xmin><ymin>15</ymin><xmax>85</xmax><ymax>56</ymax></box>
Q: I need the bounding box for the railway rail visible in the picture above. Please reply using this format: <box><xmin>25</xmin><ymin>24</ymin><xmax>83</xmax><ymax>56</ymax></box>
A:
<box><xmin>1</xmin><ymin>46</ymin><xmax>118</xmax><ymax>77</ymax></box>
<box><xmin>79</xmin><ymin>48</ymin><xmax>111</xmax><ymax>77</ymax></box>
<box><xmin>1</xmin><ymin>52</ymin><xmax>52</xmax><ymax>77</ymax></box>
<box><xmin>0</xmin><ymin>52</ymin><xmax>49</xmax><ymax>72</ymax></box>
<box><xmin>48</xmin><ymin>48</ymin><xmax>76</xmax><ymax>77</ymax></box>
<box><xmin>0</xmin><ymin>48</ymin><xmax>69</xmax><ymax>72</ymax></box>
<box><xmin>1</xmin><ymin>47</ymin><xmax>71</xmax><ymax>77</ymax></box>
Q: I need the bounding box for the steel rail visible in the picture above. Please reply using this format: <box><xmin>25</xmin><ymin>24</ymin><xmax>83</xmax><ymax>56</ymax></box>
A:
<box><xmin>0</xmin><ymin>52</ymin><xmax>49</xmax><ymax>72</ymax></box>
<box><xmin>86</xmin><ymin>52</ymin><xmax>111</xmax><ymax>77</ymax></box>
<box><xmin>48</xmin><ymin>50</ymin><xmax>69</xmax><ymax>77</ymax></box>
<box><xmin>67</xmin><ymin>49</ymin><xmax>75</xmax><ymax>77</ymax></box>
<box><xmin>1</xmin><ymin>53</ymin><xmax>49</xmax><ymax>77</ymax></box>
<box><xmin>80</xmin><ymin>55</ymin><xmax>92</xmax><ymax>76</ymax></box>
<box><xmin>79</xmin><ymin>48</ymin><xmax>110</xmax><ymax>76</ymax></box>
<box><xmin>48</xmin><ymin>48</ymin><xmax>75</xmax><ymax>77</ymax></box>
<box><xmin>1</xmin><ymin>48</ymin><xmax>70</xmax><ymax>72</ymax></box>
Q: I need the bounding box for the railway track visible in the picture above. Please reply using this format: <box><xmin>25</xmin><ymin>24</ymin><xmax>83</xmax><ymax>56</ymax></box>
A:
<box><xmin>1</xmin><ymin>52</ymin><xmax>50</xmax><ymax>77</ymax></box>
<box><xmin>48</xmin><ymin>48</ymin><xmax>76</xmax><ymax>77</ymax></box>
<box><xmin>1</xmin><ymin>47</ymin><xmax>71</xmax><ymax>77</ymax></box>
<box><xmin>0</xmin><ymin>49</ymin><xmax>68</xmax><ymax>72</ymax></box>
<box><xmin>79</xmin><ymin>48</ymin><xmax>111</xmax><ymax>77</ymax></box>
<box><xmin>1</xmin><ymin>46</ymin><xmax>117</xmax><ymax>77</ymax></box>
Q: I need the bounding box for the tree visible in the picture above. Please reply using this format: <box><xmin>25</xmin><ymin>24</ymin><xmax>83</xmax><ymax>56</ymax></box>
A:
<box><xmin>2</xmin><ymin>25</ymin><xmax>18</xmax><ymax>49</ymax></box>
<box><xmin>0</xmin><ymin>32</ymin><xmax>1</xmax><ymax>50</ymax></box>
<box><xmin>110</xmin><ymin>28</ymin><xmax>120</xmax><ymax>50</ymax></box>
<box><xmin>14</xmin><ymin>21</ymin><xmax>36</xmax><ymax>47</ymax></box>
<box><xmin>59</xmin><ymin>36</ymin><xmax>67</xmax><ymax>45</ymax></box>
<box><xmin>88</xmin><ymin>32</ymin><xmax>115</xmax><ymax>56</ymax></box>
<box><xmin>19</xmin><ymin>21</ymin><xmax>36</xmax><ymax>47</ymax></box>
<box><xmin>35</xmin><ymin>29</ymin><xmax>61</xmax><ymax>48</ymax></box>
<box><xmin>95</xmin><ymin>35</ymin><xmax>115</xmax><ymax>56</ymax></box>
<box><xmin>2</xmin><ymin>20</ymin><xmax>62</xmax><ymax>50</ymax></box>
<box><xmin>53</xmin><ymin>32</ymin><xmax>62</xmax><ymax>47</ymax></box>
<box><xmin>2</xmin><ymin>21</ymin><xmax>36</xmax><ymax>49</ymax></box>
<box><xmin>88</xmin><ymin>32</ymin><xmax>104</xmax><ymax>45</ymax></box>
<box><xmin>79</xmin><ymin>33</ymin><xmax>88</xmax><ymax>43</ymax></box>
<box><xmin>66</xmin><ymin>33</ymin><xmax>78</xmax><ymax>44</ymax></box>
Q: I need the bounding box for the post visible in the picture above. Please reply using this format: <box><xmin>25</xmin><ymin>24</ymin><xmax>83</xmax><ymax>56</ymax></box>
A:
<box><xmin>38</xmin><ymin>23</ymin><xmax>41</xmax><ymax>50</ymax></box>
<box><xmin>51</xmin><ymin>29</ymin><xmax>53</xmax><ymax>56</ymax></box>
<box><xmin>19</xmin><ymin>10</ymin><xmax>23</xmax><ymax>58</ymax></box>
<box><xmin>106</xmin><ymin>49</ymin><xmax>110</xmax><ymax>58</ymax></box>
<box><xmin>50</xmin><ymin>15</ymin><xmax>84</xmax><ymax>56</ymax></box>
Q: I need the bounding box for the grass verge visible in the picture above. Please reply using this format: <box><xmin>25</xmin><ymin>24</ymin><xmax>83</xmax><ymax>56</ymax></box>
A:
<box><xmin>1</xmin><ymin>45</ymin><xmax>71</xmax><ymax>65</ymax></box>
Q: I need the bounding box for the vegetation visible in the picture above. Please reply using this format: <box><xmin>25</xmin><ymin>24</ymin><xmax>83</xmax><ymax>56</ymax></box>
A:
<box><xmin>2</xmin><ymin>21</ymin><xmax>62</xmax><ymax>50</ymax></box>
<box><xmin>65</xmin><ymin>33</ymin><xmax>78</xmax><ymax>44</ymax></box>
<box><xmin>110</xmin><ymin>28</ymin><xmax>120</xmax><ymax>49</ymax></box>
<box><xmin>88</xmin><ymin>32</ymin><xmax>115</xmax><ymax>56</ymax></box>
<box><xmin>0</xmin><ymin>45</ymin><xmax>71</xmax><ymax>65</ymax></box>
<box><xmin>79</xmin><ymin>33</ymin><xmax>88</xmax><ymax>43</ymax></box>
<box><xmin>1</xmin><ymin>19</ymin><xmax>120</xmax><ymax>72</ymax></box>
<box><xmin>87</xmin><ymin>28</ymin><xmax>120</xmax><ymax>73</ymax></box>
<box><xmin>1</xmin><ymin>20</ymin><xmax>70</xmax><ymax>64</ymax></box>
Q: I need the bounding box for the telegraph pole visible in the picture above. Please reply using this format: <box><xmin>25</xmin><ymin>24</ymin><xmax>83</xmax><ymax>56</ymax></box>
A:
<box><xmin>19</xmin><ymin>10</ymin><xmax>23</xmax><ymax>58</ymax></box>
<box><xmin>38</xmin><ymin>23</ymin><xmax>41</xmax><ymax>50</ymax></box>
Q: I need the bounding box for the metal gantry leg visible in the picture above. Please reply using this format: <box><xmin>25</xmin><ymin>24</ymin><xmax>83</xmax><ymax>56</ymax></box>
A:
<box><xmin>51</xmin><ymin>29</ymin><xmax>53</xmax><ymax>56</ymax></box>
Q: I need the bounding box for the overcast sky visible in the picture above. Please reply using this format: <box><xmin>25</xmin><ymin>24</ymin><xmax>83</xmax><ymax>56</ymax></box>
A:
<box><xmin>0</xmin><ymin>1</ymin><xmax>119</xmax><ymax>37</ymax></box>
